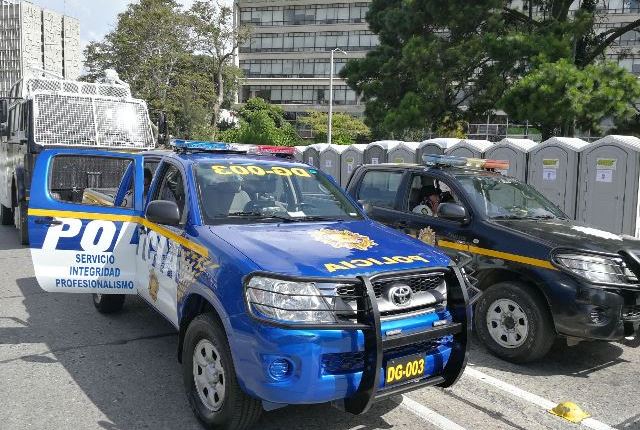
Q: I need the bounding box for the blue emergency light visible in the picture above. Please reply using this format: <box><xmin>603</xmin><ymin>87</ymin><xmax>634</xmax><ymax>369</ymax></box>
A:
<box><xmin>171</xmin><ymin>139</ymin><xmax>235</xmax><ymax>151</ymax></box>
<box><xmin>422</xmin><ymin>154</ymin><xmax>510</xmax><ymax>172</ymax></box>
<box><xmin>422</xmin><ymin>154</ymin><xmax>468</xmax><ymax>167</ymax></box>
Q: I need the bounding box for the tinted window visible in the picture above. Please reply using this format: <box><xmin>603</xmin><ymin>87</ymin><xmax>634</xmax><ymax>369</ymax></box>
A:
<box><xmin>153</xmin><ymin>164</ymin><xmax>187</xmax><ymax>221</ymax></box>
<box><xmin>49</xmin><ymin>155</ymin><xmax>133</xmax><ymax>207</ymax></box>
<box><xmin>358</xmin><ymin>170</ymin><xmax>403</xmax><ymax>208</ymax></box>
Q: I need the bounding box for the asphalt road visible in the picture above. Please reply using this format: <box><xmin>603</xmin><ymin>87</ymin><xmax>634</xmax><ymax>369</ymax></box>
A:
<box><xmin>0</xmin><ymin>224</ymin><xmax>638</xmax><ymax>430</ymax></box>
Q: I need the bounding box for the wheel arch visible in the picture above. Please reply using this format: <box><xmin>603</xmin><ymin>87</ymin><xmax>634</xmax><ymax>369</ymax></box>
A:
<box><xmin>177</xmin><ymin>290</ymin><xmax>232</xmax><ymax>364</ymax></box>
<box><xmin>476</xmin><ymin>267</ymin><xmax>556</xmax><ymax>332</ymax></box>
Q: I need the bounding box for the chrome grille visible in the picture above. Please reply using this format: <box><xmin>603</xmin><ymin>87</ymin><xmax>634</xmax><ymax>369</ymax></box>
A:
<box><xmin>336</xmin><ymin>272</ymin><xmax>446</xmax><ymax>299</ymax></box>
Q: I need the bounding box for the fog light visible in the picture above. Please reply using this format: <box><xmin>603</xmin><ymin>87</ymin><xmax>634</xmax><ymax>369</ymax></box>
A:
<box><xmin>268</xmin><ymin>359</ymin><xmax>292</xmax><ymax>381</ymax></box>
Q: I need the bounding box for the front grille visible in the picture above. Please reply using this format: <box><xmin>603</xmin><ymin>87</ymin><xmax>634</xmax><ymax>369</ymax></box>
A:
<box><xmin>320</xmin><ymin>338</ymin><xmax>451</xmax><ymax>375</ymax></box>
<box><xmin>336</xmin><ymin>272</ymin><xmax>445</xmax><ymax>300</ymax></box>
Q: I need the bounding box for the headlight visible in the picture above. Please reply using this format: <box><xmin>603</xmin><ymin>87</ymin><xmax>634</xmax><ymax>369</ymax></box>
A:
<box><xmin>245</xmin><ymin>276</ymin><xmax>336</xmax><ymax>324</ymax></box>
<box><xmin>555</xmin><ymin>253</ymin><xmax>635</xmax><ymax>284</ymax></box>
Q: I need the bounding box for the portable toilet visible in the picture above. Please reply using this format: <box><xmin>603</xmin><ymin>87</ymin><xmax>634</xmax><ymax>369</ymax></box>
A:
<box><xmin>293</xmin><ymin>146</ymin><xmax>306</xmax><ymax>162</ymax></box>
<box><xmin>364</xmin><ymin>140</ymin><xmax>401</xmax><ymax>164</ymax></box>
<box><xmin>527</xmin><ymin>137</ymin><xmax>589</xmax><ymax>219</ymax></box>
<box><xmin>303</xmin><ymin>143</ymin><xmax>326</xmax><ymax>168</ymax></box>
<box><xmin>417</xmin><ymin>138</ymin><xmax>462</xmax><ymax>159</ymax></box>
<box><xmin>388</xmin><ymin>142</ymin><xmax>420</xmax><ymax>164</ymax></box>
<box><xmin>485</xmin><ymin>138</ymin><xmax>537</xmax><ymax>180</ymax></box>
<box><xmin>340</xmin><ymin>144</ymin><xmax>367</xmax><ymax>187</ymax></box>
<box><xmin>319</xmin><ymin>144</ymin><xmax>347</xmax><ymax>184</ymax></box>
<box><xmin>445</xmin><ymin>139</ymin><xmax>493</xmax><ymax>158</ymax></box>
<box><xmin>576</xmin><ymin>135</ymin><xmax>640</xmax><ymax>235</ymax></box>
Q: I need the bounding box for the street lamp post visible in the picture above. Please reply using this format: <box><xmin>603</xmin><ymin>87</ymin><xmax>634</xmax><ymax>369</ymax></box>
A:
<box><xmin>328</xmin><ymin>48</ymin><xmax>347</xmax><ymax>145</ymax></box>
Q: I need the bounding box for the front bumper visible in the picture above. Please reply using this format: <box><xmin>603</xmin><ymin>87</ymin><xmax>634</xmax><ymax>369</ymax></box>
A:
<box><xmin>540</xmin><ymin>269</ymin><xmax>640</xmax><ymax>342</ymax></box>
<box><xmin>231</xmin><ymin>267</ymin><xmax>470</xmax><ymax>414</ymax></box>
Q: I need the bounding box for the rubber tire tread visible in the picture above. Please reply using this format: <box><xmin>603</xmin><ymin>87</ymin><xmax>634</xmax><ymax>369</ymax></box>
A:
<box><xmin>92</xmin><ymin>294</ymin><xmax>126</xmax><ymax>314</ymax></box>
<box><xmin>17</xmin><ymin>201</ymin><xmax>28</xmax><ymax>245</ymax></box>
<box><xmin>0</xmin><ymin>204</ymin><xmax>12</xmax><ymax>226</ymax></box>
<box><xmin>474</xmin><ymin>281</ymin><xmax>555</xmax><ymax>363</ymax></box>
<box><xmin>182</xmin><ymin>312</ymin><xmax>262</xmax><ymax>430</ymax></box>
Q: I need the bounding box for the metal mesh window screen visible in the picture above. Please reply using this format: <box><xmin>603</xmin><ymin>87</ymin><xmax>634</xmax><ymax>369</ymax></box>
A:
<box><xmin>33</xmin><ymin>93</ymin><xmax>154</xmax><ymax>149</ymax></box>
<box><xmin>27</xmin><ymin>77</ymin><xmax>131</xmax><ymax>99</ymax></box>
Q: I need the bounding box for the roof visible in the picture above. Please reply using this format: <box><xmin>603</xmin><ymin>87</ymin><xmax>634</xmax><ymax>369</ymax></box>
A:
<box><xmin>583</xmin><ymin>134</ymin><xmax>640</xmax><ymax>153</ymax></box>
<box><xmin>491</xmin><ymin>138</ymin><xmax>538</xmax><ymax>152</ymax></box>
<box><xmin>357</xmin><ymin>162</ymin><xmax>501</xmax><ymax>178</ymax></box>
<box><xmin>419</xmin><ymin>138</ymin><xmax>462</xmax><ymax>149</ymax></box>
<box><xmin>535</xmin><ymin>137</ymin><xmax>589</xmax><ymax>151</ymax></box>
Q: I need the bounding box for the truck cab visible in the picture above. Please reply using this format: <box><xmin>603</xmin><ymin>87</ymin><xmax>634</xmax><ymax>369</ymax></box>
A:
<box><xmin>0</xmin><ymin>69</ymin><xmax>155</xmax><ymax>244</ymax></box>
<box><xmin>27</xmin><ymin>141</ymin><xmax>470</xmax><ymax>430</ymax></box>
<box><xmin>346</xmin><ymin>155</ymin><xmax>640</xmax><ymax>363</ymax></box>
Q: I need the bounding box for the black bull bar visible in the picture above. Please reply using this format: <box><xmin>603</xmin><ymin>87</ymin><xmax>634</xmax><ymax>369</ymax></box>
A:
<box><xmin>244</xmin><ymin>266</ymin><xmax>471</xmax><ymax>415</ymax></box>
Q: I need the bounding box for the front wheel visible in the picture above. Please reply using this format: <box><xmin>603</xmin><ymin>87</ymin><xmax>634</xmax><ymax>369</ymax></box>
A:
<box><xmin>92</xmin><ymin>294</ymin><xmax>125</xmax><ymax>313</ymax></box>
<box><xmin>475</xmin><ymin>281</ymin><xmax>555</xmax><ymax>363</ymax></box>
<box><xmin>182</xmin><ymin>313</ymin><xmax>262</xmax><ymax>430</ymax></box>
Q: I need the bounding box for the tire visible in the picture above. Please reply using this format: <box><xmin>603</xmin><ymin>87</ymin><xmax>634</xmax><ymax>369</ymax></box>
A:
<box><xmin>92</xmin><ymin>294</ymin><xmax>126</xmax><ymax>314</ymax></box>
<box><xmin>15</xmin><ymin>200</ymin><xmax>28</xmax><ymax>245</ymax></box>
<box><xmin>182</xmin><ymin>313</ymin><xmax>262</xmax><ymax>430</ymax></box>
<box><xmin>0</xmin><ymin>204</ymin><xmax>12</xmax><ymax>226</ymax></box>
<box><xmin>474</xmin><ymin>281</ymin><xmax>555</xmax><ymax>363</ymax></box>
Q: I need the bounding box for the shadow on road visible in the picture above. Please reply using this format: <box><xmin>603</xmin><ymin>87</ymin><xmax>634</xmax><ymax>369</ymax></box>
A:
<box><xmin>0</xmin><ymin>225</ymin><xmax>24</xmax><ymax>251</ymax></box>
<box><xmin>1</xmin><ymin>276</ymin><xmax>400</xmax><ymax>430</ymax></box>
<box><xmin>468</xmin><ymin>335</ymin><xmax>627</xmax><ymax>378</ymax></box>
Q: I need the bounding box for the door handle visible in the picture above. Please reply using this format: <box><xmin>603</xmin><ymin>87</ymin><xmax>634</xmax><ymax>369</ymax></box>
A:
<box><xmin>35</xmin><ymin>217</ymin><xmax>62</xmax><ymax>226</ymax></box>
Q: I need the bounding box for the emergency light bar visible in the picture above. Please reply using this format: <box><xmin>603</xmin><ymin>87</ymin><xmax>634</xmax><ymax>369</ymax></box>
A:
<box><xmin>422</xmin><ymin>154</ymin><xmax>509</xmax><ymax>172</ymax></box>
<box><xmin>171</xmin><ymin>140</ymin><xmax>295</xmax><ymax>158</ymax></box>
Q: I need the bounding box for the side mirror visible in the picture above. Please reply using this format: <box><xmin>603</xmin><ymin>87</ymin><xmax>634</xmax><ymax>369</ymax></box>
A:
<box><xmin>437</xmin><ymin>202</ymin><xmax>469</xmax><ymax>223</ymax></box>
<box><xmin>146</xmin><ymin>200</ymin><xmax>180</xmax><ymax>225</ymax></box>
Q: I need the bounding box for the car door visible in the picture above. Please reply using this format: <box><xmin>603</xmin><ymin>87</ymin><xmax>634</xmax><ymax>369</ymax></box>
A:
<box><xmin>28</xmin><ymin>149</ymin><xmax>144</xmax><ymax>294</ymax></box>
<box><xmin>398</xmin><ymin>172</ymin><xmax>475</xmax><ymax>259</ymax></box>
<box><xmin>353</xmin><ymin>169</ymin><xmax>408</xmax><ymax>227</ymax></box>
<box><xmin>136</xmin><ymin>161</ymin><xmax>188</xmax><ymax>326</ymax></box>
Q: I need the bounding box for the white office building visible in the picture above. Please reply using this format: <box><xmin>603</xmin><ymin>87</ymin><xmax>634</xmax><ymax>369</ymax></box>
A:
<box><xmin>234</xmin><ymin>0</ymin><xmax>377</xmax><ymax>120</ymax></box>
<box><xmin>0</xmin><ymin>0</ymin><xmax>81</xmax><ymax>97</ymax></box>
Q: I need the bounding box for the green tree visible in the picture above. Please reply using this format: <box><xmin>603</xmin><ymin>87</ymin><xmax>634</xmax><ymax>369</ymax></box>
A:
<box><xmin>298</xmin><ymin>111</ymin><xmax>371</xmax><ymax>145</ymax></box>
<box><xmin>188</xmin><ymin>1</ymin><xmax>249</xmax><ymax>128</ymax></box>
<box><xmin>342</xmin><ymin>0</ymin><xmax>640</xmax><ymax>138</ymax></box>
<box><xmin>501</xmin><ymin>59</ymin><xmax>640</xmax><ymax>139</ymax></box>
<box><xmin>218</xmin><ymin>98</ymin><xmax>302</xmax><ymax>146</ymax></box>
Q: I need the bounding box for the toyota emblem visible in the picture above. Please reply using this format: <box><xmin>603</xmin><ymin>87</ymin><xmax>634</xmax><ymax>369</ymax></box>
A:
<box><xmin>388</xmin><ymin>284</ymin><xmax>412</xmax><ymax>307</ymax></box>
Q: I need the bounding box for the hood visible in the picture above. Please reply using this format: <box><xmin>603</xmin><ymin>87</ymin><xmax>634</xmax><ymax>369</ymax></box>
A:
<box><xmin>493</xmin><ymin>218</ymin><xmax>640</xmax><ymax>254</ymax></box>
<box><xmin>210</xmin><ymin>220</ymin><xmax>450</xmax><ymax>277</ymax></box>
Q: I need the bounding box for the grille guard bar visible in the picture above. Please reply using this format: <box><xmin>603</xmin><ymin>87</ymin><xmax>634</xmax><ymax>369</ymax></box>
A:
<box><xmin>242</xmin><ymin>266</ymin><xmax>471</xmax><ymax>415</ymax></box>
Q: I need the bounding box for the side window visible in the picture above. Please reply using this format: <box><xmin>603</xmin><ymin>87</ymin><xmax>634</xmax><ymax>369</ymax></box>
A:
<box><xmin>407</xmin><ymin>174</ymin><xmax>462</xmax><ymax>217</ymax></box>
<box><xmin>49</xmin><ymin>155</ymin><xmax>134</xmax><ymax>207</ymax></box>
<box><xmin>152</xmin><ymin>164</ymin><xmax>187</xmax><ymax>223</ymax></box>
<box><xmin>358</xmin><ymin>170</ymin><xmax>403</xmax><ymax>208</ymax></box>
<box><xmin>143</xmin><ymin>160</ymin><xmax>160</xmax><ymax>198</ymax></box>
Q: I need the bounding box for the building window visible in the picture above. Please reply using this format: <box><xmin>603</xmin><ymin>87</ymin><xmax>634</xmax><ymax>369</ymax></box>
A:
<box><xmin>240</xmin><ymin>85</ymin><xmax>359</xmax><ymax>105</ymax></box>
<box><xmin>239</xmin><ymin>3</ymin><xmax>371</xmax><ymax>26</ymax></box>
<box><xmin>240</xmin><ymin>59</ymin><xmax>348</xmax><ymax>78</ymax></box>
<box><xmin>239</xmin><ymin>30</ymin><xmax>379</xmax><ymax>53</ymax></box>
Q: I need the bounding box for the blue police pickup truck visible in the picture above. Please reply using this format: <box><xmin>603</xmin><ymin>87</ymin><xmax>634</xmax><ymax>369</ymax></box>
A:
<box><xmin>26</xmin><ymin>141</ymin><xmax>469</xmax><ymax>429</ymax></box>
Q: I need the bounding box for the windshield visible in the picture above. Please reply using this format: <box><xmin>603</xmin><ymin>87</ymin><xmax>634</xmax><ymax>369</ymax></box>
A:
<box><xmin>194</xmin><ymin>161</ymin><xmax>363</xmax><ymax>224</ymax></box>
<box><xmin>456</xmin><ymin>175</ymin><xmax>566</xmax><ymax>220</ymax></box>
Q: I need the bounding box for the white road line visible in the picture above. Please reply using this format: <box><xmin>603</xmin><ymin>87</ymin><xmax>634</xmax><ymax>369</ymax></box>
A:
<box><xmin>397</xmin><ymin>394</ymin><xmax>468</xmax><ymax>430</ymax></box>
<box><xmin>465</xmin><ymin>366</ymin><xmax>616</xmax><ymax>430</ymax></box>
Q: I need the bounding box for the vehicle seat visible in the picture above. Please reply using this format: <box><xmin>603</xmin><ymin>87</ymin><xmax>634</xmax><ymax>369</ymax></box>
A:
<box><xmin>203</xmin><ymin>182</ymin><xmax>250</xmax><ymax>218</ymax></box>
<box><xmin>409</xmin><ymin>187</ymin><xmax>422</xmax><ymax>209</ymax></box>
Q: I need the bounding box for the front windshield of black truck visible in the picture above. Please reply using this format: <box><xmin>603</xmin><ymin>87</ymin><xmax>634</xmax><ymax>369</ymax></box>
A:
<box><xmin>194</xmin><ymin>161</ymin><xmax>363</xmax><ymax>225</ymax></box>
<box><xmin>456</xmin><ymin>175</ymin><xmax>566</xmax><ymax>220</ymax></box>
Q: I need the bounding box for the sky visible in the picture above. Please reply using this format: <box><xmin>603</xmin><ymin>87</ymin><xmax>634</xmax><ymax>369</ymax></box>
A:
<box><xmin>29</xmin><ymin>0</ymin><xmax>207</xmax><ymax>50</ymax></box>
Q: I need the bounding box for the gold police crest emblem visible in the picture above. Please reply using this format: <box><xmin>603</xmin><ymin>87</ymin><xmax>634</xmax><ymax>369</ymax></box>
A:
<box><xmin>418</xmin><ymin>227</ymin><xmax>437</xmax><ymax>246</ymax></box>
<box><xmin>148</xmin><ymin>272</ymin><xmax>159</xmax><ymax>302</ymax></box>
<box><xmin>310</xmin><ymin>229</ymin><xmax>377</xmax><ymax>251</ymax></box>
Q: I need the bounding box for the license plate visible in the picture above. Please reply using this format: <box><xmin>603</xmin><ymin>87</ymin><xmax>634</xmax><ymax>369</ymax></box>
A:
<box><xmin>385</xmin><ymin>353</ymin><xmax>425</xmax><ymax>386</ymax></box>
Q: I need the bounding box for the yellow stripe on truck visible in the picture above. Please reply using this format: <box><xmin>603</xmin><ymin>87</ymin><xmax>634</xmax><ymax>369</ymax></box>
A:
<box><xmin>437</xmin><ymin>240</ymin><xmax>557</xmax><ymax>271</ymax></box>
<box><xmin>27</xmin><ymin>208</ymin><xmax>209</xmax><ymax>258</ymax></box>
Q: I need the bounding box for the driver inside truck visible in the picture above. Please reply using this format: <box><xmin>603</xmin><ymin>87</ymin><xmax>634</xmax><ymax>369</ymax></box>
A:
<box><xmin>413</xmin><ymin>184</ymin><xmax>441</xmax><ymax>216</ymax></box>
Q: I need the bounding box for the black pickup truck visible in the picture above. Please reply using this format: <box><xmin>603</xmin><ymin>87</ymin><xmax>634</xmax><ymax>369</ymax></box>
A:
<box><xmin>346</xmin><ymin>159</ymin><xmax>640</xmax><ymax>363</ymax></box>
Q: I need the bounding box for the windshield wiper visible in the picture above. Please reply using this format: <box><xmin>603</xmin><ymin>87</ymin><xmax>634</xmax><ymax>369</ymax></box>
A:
<box><xmin>293</xmin><ymin>215</ymin><xmax>342</xmax><ymax>222</ymax></box>
<box><xmin>491</xmin><ymin>215</ymin><xmax>527</xmax><ymax>220</ymax></box>
<box><xmin>227</xmin><ymin>211</ymin><xmax>300</xmax><ymax>223</ymax></box>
